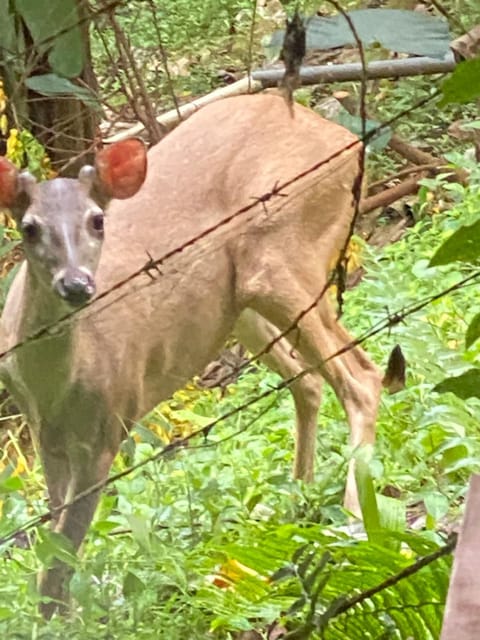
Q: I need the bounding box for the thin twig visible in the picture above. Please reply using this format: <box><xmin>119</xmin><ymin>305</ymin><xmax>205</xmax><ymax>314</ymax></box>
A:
<box><xmin>147</xmin><ymin>0</ymin><xmax>181</xmax><ymax>120</ymax></box>
<box><xmin>247</xmin><ymin>0</ymin><xmax>258</xmax><ymax>93</ymax></box>
<box><xmin>324</xmin><ymin>534</ymin><xmax>456</xmax><ymax>621</ymax></box>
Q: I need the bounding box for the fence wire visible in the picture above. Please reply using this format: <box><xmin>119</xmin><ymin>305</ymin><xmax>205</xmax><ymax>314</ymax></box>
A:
<box><xmin>0</xmin><ymin>0</ymin><xmax>466</xmax><ymax>628</ymax></box>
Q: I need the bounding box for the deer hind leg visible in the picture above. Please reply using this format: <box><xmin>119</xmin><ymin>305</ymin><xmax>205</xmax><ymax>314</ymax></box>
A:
<box><xmin>235</xmin><ymin>308</ymin><xmax>323</xmax><ymax>482</ymax></box>
<box><xmin>243</xmin><ymin>266</ymin><xmax>382</xmax><ymax>517</ymax></box>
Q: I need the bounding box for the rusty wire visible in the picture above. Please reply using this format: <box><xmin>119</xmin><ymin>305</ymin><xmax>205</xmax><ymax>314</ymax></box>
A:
<box><xmin>0</xmin><ymin>1</ymin><xmax>461</xmax><ymax>580</ymax></box>
<box><xmin>2</xmin><ymin>267</ymin><xmax>479</xmax><ymax>547</ymax></box>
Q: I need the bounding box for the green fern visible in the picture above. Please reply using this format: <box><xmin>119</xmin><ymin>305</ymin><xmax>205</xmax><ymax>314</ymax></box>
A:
<box><xmin>198</xmin><ymin>523</ymin><xmax>452</xmax><ymax>638</ymax></box>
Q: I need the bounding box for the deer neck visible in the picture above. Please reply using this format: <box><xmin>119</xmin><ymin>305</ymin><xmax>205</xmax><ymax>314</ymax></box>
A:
<box><xmin>12</xmin><ymin>264</ymin><xmax>75</xmax><ymax>419</ymax></box>
<box><xmin>19</xmin><ymin>265</ymin><xmax>72</xmax><ymax>337</ymax></box>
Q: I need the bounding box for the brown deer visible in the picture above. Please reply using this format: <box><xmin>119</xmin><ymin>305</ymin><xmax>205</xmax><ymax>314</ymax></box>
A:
<box><xmin>0</xmin><ymin>93</ymin><xmax>382</xmax><ymax>617</ymax></box>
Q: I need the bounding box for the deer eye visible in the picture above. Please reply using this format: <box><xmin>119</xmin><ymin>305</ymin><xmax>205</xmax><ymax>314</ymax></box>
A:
<box><xmin>89</xmin><ymin>212</ymin><xmax>104</xmax><ymax>234</ymax></box>
<box><xmin>21</xmin><ymin>220</ymin><xmax>40</xmax><ymax>242</ymax></box>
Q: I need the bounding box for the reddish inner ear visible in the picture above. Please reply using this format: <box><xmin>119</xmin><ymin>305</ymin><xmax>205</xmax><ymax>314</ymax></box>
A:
<box><xmin>95</xmin><ymin>138</ymin><xmax>147</xmax><ymax>200</ymax></box>
<box><xmin>0</xmin><ymin>157</ymin><xmax>19</xmax><ymax>207</ymax></box>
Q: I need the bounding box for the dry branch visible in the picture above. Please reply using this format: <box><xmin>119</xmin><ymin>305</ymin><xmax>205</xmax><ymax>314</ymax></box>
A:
<box><xmin>252</xmin><ymin>53</ymin><xmax>456</xmax><ymax>88</ymax></box>
<box><xmin>105</xmin><ymin>76</ymin><xmax>262</xmax><ymax>143</ymax></box>
<box><xmin>360</xmin><ymin>176</ymin><xmax>422</xmax><ymax>215</ymax></box>
<box><xmin>335</xmin><ymin>92</ymin><xmax>469</xmax><ymax>199</ymax></box>
<box><xmin>105</xmin><ymin>53</ymin><xmax>456</xmax><ymax>143</ymax></box>
<box><xmin>368</xmin><ymin>163</ymin><xmax>440</xmax><ymax>193</ymax></box>
<box><xmin>387</xmin><ymin>134</ymin><xmax>468</xmax><ymax>185</ymax></box>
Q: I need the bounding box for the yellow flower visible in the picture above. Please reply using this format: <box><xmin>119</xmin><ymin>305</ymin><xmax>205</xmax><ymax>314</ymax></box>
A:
<box><xmin>6</xmin><ymin>128</ymin><xmax>23</xmax><ymax>165</ymax></box>
<box><xmin>0</xmin><ymin>77</ymin><xmax>7</xmax><ymax>114</ymax></box>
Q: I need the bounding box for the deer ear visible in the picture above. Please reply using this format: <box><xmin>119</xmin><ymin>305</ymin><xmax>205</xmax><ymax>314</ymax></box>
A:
<box><xmin>95</xmin><ymin>139</ymin><xmax>147</xmax><ymax>200</ymax></box>
<box><xmin>0</xmin><ymin>157</ymin><xmax>19</xmax><ymax>208</ymax></box>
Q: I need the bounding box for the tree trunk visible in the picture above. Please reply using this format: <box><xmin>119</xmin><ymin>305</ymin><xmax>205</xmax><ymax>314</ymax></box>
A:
<box><xmin>1</xmin><ymin>0</ymin><xmax>98</xmax><ymax>176</ymax></box>
<box><xmin>25</xmin><ymin>2</ymin><xmax>98</xmax><ymax>176</ymax></box>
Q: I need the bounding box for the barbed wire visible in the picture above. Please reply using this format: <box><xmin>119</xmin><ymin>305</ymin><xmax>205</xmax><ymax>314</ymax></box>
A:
<box><xmin>0</xmin><ymin>4</ymin><xmax>451</xmax><ymax>497</ymax></box>
<box><xmin>0</xmin><ymin>86</ymin><xmax>442</xmax><ymax>367</ymax></box>
<box><xmin>1</xmin><ymin>265</ymin><xmax>478</xmax><ymax>548</ymax></box>
<box><xmin>0</xmin><ymin>3</ymin><xmax>465</xmax><ymax>617</ymax></box>
<box><xmin>0</xmin><ymin>2</ymin><xmax>451</xmax><ymax>465</ymax></box>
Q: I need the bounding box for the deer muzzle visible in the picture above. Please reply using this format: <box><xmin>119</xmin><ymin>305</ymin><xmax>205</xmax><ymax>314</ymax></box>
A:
<box><xmin>53</xmin><ymin>268</ymin><xmax>96</xmax><ymax>306</ymax></box>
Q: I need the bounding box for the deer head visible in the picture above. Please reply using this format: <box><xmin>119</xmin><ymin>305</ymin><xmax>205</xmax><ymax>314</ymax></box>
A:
<box><xmin>0</xmin><ymin>139</ymin><xmax>147</xmax><ymax>306</ymax></box>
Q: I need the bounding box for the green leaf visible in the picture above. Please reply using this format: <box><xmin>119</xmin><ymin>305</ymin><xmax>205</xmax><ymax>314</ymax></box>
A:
<box><xmin>25</xmin><ymin>73</ymin><xmax>98</xmax><ymax>108</ymax></box>
<box><xmin>424</xmin><ymin>492</ymin><xmax>449</xmax><ymax>521</ymax></box>
<box><xmin>377</xmin><ymin>495</ymin><xmax>405</xmax><ymax>534</ymax></box>
<box><xmin>171</xmin><ymin>408</ymin><xmax>214</xmax><ymax>427</ymax></box>
<box><xmin>0</xmin><ymin>1</ymin><xmax>16</xmax><ymax>55</ymax></box>
<box><xmin>434</xmin><ymin>369</ymin><xmax>480</xmax><ymax>399</ymax></box>
<box><xmin>0</xmin><ymin>475</ymin><xmax>24</xmax><ymax>493</ymax></box>
<box><xmin>15</xmin><ymin>0</ymin><xmax>84</xmax><ymax>77</ymax></box>
<box><xmin>429</xmin><ymin>219</ymin><xmax>480</xmax><ymax>266</ymax></box>
<box><xmin>355</xmin><ymin>450</ymin><xmax>381</xmax><ymax>542</ymax></box>
<box><xmin>0</xmin><ymin>240</ymin><xmax>20</xmax><ymax>261</ymax></box>
<box><xmin>0</xmin><ymin>607</ymin><xmax>13</xmax><ymax>620</ymax></box>
<box><xmin>269</xmin><ymin>9</ymin><xmax>450</xmax><ymax>58</ymax></box>
<box><xmin>35</xmin><ymin>530</ymin><xmax>77</xmax><ymax>568</ymax></box>
<box><xmin>91</xmin><ymin>519</ymin><xmax>120</xmax><ymax>534</ymax></box>
<box><xmin>459</xmin><ymin>120</ymin><xmax>480</xmax><ymax>130</ymax></box>
<box><xmin>444</xmin><ymin>456</ymin><xmax>480</xmax><ymax>474</ymax></box>
<box><xmin>440</xmin><ymin>57</ymin><xmax>480</xmax><ymax>106</ymax></box>
<box><xmin>123</xmin><ymin>571</ymin><xmax>146</xmax><ymax>597</ymax></box>
<box><xmin>131</xmin><ymin>424</ymin><xmax>163</xmax><ymax>446</ymax></box>
<box><xmin>336</xmin><ymin>111</ymin><xmax>391</xmax><ymax>150</ymax></box>
<box><xmin>48</xmin><ymin>28</ymin><xmax>84</xmax><ymax>79</ymax></box>
<box><xmin>126</xmin><ymin>513</ymin><xmax>152</xmax><ymax>553</ymax></box>
<box><xmin>466</xmin><ymin>312</ymin><xmax>480</xmax><ymax>348</ymax></box>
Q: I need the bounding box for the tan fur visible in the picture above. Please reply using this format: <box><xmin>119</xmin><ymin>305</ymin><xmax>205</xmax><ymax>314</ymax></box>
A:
<box><xmin>0</xmin><ymin>94</ymin><xmax>381</xmax><ymax>616</ymax></box>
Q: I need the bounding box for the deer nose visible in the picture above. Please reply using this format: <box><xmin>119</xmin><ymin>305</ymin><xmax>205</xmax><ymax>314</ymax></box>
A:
<box><xmin>54</xmin><ymin>269</ymin><xmax>96</xmax><ymax>306</ymax></box>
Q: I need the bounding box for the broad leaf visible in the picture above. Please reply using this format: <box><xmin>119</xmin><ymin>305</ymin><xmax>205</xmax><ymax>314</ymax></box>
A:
<box><xmin>440</xmin><ymin>57</ymin><xmax>480</xmax><ymax>106</ymax></box>
<box><xmin>355</xmin><ymin>451</ymin><xmax>381</xmax><ymax>542</ymax></box>
<box><xmin>0</xmin><ymin>0</ymin><xmax>16</xmax><ymax>55</ymax></box>
<box><xmin>434</xmin><ymin>369</ymin><xmax>480</xmax><ymax>400</ymax></box>
<box><xmin>15</xmin><ymin>0</ymin><xmax>84</xmax><ymax>77</ymax></box>
<box><xmin>377</xmin><ymin>495</ymin><xmax>405</xmax><ymax>534</ymax></box>
<box><xmin>35</xmin><ymin>530</ymin><xmax>77</xmax><ymax>568</ymax></box>
<box><xmin>269</xmin><ymin>9</ymin><xmax>450</xmax><ymax>58</ymax></box>
<box><xmin>429</xmin><ymin>219</ymin><xmax>480</xmax><ymax>266</ymax></box>
<box><xmin>336</xmin><ymin>111</ymin><xmax>391</xmax><ymax>150</ymax></box>
<box><xmin>424</xmin><ymin>492</ymin><xmax>449</xmax><ymax>521</ymax></box>
<box><xmin>123</xmin><ymin>571</ymin><xmax>146</xmax><ymax>597</ymax></box>
<box><xmin>91</xmin><ymin>519</ymin><xmax>120</xmax><ymax>535</ymax></box>
<box><xmin>126</xmin><ymin>513</ymin><xmax>152</xmax><ymax>553</ymax></box>
<box><xmin>466</xmin><ymin>312</ymin><xmax>480</xmax><ymax>348</ymax></box>
<box><xmin>0</xmin><ymin>475</ymin><xmax>24</xmax><ymax>493</ymax></box>
<box><xmin>25</xmin><ymin>74</ymin><xmax>99</xmax><ymax>110</ymax></box>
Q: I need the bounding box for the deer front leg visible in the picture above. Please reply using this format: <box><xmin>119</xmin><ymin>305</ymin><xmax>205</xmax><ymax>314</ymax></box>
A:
<box><xmin>39</xmin><ymin>443</ymin><xmax>70</xmax><ymax>528</ymax></box>
<box><xmin>38</xmin><ymin>420</ymin><xmax>119</xmax><ymax>619</ymax></box>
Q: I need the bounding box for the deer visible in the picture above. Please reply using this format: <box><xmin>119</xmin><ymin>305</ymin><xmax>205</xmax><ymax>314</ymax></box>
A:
<box><xmin>0</xmin><ymin>93</ymin><xmax>382</xmax><ymax>618</ymax></box>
